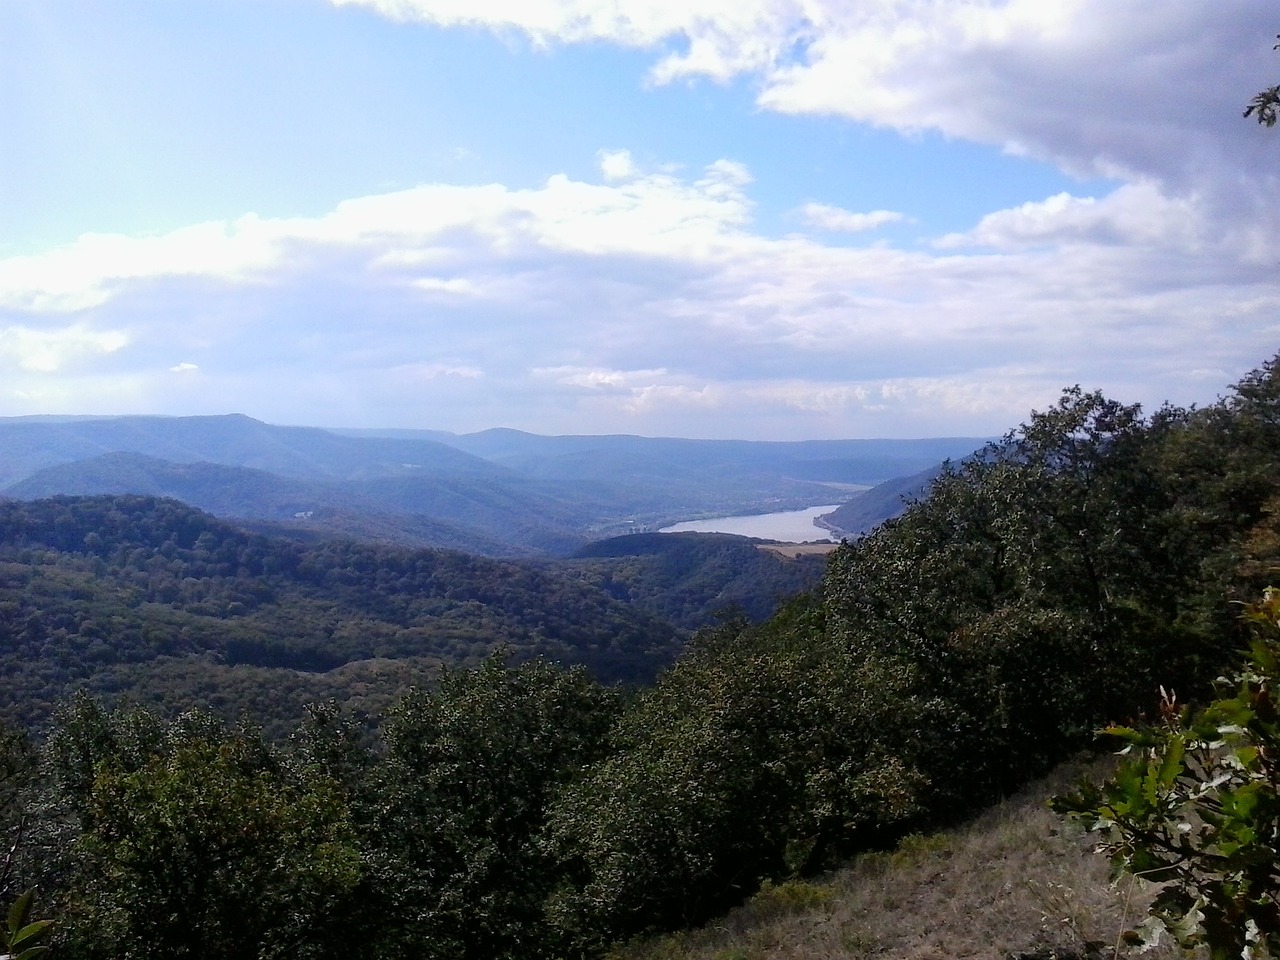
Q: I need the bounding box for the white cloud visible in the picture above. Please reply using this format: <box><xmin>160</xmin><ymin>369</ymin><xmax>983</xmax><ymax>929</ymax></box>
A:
<box><xmin>598</xmin><ymin>149</ymin><xmax>639</xmax><ymax>182</ymax></box>
<box><xmin>329</xmin><ymin>0</ymin><xmax>810</xmax><ymax>80</ymax></box>
<box><xmin>0</xmin><ymin>156</ymin><xmax>1274</xmax><ymax>436</ymax></box>
<box><xmin>390</xmin><ymin>362</ymin><xmax>484</xmax><ymax>380</ymax></box>
<box><xmin>0</xmin><ymin>324</ymin><xmax>128</xmax><ymax>373</ymax></box>
<box><xmin>935</xmin><ymin>182</ymin><xmax>1204</xmax><ymax>251</ymax></box>
<box><xmin>0</xmin><ymin>220</ymin><xmax>281</xmax><ymax>314</ymax></box>
<box><xmin>328</xmin><ymin>1</ymin><xmax>1277</xmax><ymax>203</ymax></box>
<box><xmin>0</xmin><ymin>161</ymin><xmax>754</xmax><ymax>319</ymax></box>
<box><xmin>412</xmin><ymin>277</ymin><xmax>479</xmax><ymax>295</ymax></box>
<box><xmin>536</xmin><ymin>365</ymin><xmax>671</xmax><ymax>390</ymax></box>
<box><xmin>800</xmin><ymin>203</ymin><xmax>905</xmax><ymax>234</ymax></box>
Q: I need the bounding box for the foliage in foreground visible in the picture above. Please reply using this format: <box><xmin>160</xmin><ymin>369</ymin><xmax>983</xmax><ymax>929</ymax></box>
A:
<box><xmin>1056</xmin><ymin>589</ymin><xmax>1280</xmax><ymax>959</ymax></box>
<box><xmin>44</xmin><ymin>696</ymin><xmax>362</xmax><ymax>960</ymax></box>
<box><xmin>5</xmin><ymin>889</ymin><xmax>52</xmax><ymax>960</ymax></box>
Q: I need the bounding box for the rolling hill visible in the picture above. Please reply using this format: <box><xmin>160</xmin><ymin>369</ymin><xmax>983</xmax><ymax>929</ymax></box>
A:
<box><xmin>1</xmin><ymin>414</ymin><xmax>988</xmax><ymax>556</ymax></box>
<box><xmin>0</xmin><ymin>494</ymin><xmax>685</xmax><ymax>734</ymax></box>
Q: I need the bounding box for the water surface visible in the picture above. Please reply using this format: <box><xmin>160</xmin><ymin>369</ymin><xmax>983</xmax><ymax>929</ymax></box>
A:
<box><xmin>659</xmin><ymin>505</ymin><xmax>840</xmax><ymax>542</ymax></box>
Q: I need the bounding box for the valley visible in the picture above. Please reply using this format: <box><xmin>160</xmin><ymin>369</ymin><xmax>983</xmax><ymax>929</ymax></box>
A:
<box><xmin>0</xmin><ymin>415</ymin><xmax>986</xmax><ymax>556</ymax></box>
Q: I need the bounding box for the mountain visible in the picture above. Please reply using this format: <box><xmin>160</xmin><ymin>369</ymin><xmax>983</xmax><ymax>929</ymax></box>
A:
<box><xmin>366</xmin><ymin>426</ymin><xmax>985</xmax><ymax>488</ymax></box>
<box><xmin>4</xmin><ymin>452</ymin><xmax>596</xmax><ymax>556</ymax></box>
<box><xmin>4</xmin><ymin>451</ymin><xmax>338</xmax><ymax>515</ymax></box>
<box><xmin>0</xmin><ymin>413</ymin><xmax>509</xmax><ymax>488</ymax></box>
<box><xmin>0</xmin><ymin>495</ymin><xmax>685</xmax><ymax>733</ymax></box>
<box><xmin>819</xmin><ymin>463</ymin><xmax>945</xmax><ymax>537</ymax></box>
<box><xmin>14</xmin><ymin>356</ymin><xmax>1280</xmax><ymax>960</ymax></box>
<box><xmin>0</xmin><ymin>414</ymin><xmax>988</xmax><ymax>557</ymax></box>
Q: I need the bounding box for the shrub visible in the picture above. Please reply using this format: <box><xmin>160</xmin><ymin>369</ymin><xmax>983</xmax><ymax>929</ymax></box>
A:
<box><xmin>1054</xmin><ymin>589</ymin><xmax>1280</xmax><ymax>959</ymax></box>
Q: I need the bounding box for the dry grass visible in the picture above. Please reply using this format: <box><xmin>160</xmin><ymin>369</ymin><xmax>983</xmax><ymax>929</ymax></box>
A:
<box><xmin>607</xmin><ymin>758</ymin><xmax>1195</xmax><ymax>960</ymax></box>
<box><xmin>756</xmin><ymin>543</ymin><xmax>842</xmax><ymax>558</ymax></box>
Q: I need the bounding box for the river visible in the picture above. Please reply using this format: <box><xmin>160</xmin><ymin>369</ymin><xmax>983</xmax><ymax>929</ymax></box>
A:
<box><xmin>659</xmin><ymin>505</ymin><xmax>840</xmax><ymax>542</ymax></box>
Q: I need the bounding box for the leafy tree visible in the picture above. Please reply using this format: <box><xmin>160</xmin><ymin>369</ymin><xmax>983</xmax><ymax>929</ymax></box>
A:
<box><xmin>47</xmin><ymin>698</ymin><xmax>361</xmax><ymax>960</ymax></box>
<box><xmin>822</xmin><ymin>387</ymin><xmax>1196</xmax><ymax>798</ymax></box>
<box><xmin>364</xmin><ymin>656</ymin><xmax>620</xmax><ymax>960</ymax></box>
<box><xmin>0</xmin><ymin>724</ymin><xmax>37</xmax><ymax>904</ymax></box>
<box><xmin>1054</xmin><ymin>589</ymin><xmax>1280</xmax><ymax>959</ymax></box>
<box><xmin>543</xmin><ymin>597</ymin><xmax>946</xmax><ymax>955</ymax></box>
<box><xmin>1151</xmin><ymin>353</ymin><xmax>1280</xmax><ymax>653</ymax></box>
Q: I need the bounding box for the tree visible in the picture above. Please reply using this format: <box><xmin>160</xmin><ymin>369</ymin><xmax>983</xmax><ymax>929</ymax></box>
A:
<box><xmin>823</xmin><ymin>387</ymin><xmax>1195</xmax><ymax>796</ymax></box>
<box><xmin>543</xmin><ymin>597</ymin><xmax>943</xmax><ymax>955</ymax></box>
<box><xmin>365</xmin><ymin>656</ymin><xmax>619</xmax><ymax>960</ymax></box>
<box><xmin>1244</xmin><ymin>35</ymin><xmax>1280</xmax><ymax>126</ymax></box>
<box><xmin>47</xmin><ymin>700</ymin><xmax>361</xmax><ymax>960</ymax></box>
<box><xmin>1053</xmin><ymin>589</ymin><xmax>1280</xmax><ymax>959</ymax></box>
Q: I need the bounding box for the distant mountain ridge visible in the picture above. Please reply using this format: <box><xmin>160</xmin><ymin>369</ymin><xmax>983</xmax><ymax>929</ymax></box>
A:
<box><xmin>1</xmin><ymin>414</ymin><xmax>989</xmax><ymax>556</ymax></box>
<box><xmin>0</xmin><ymin>413</ymin><xmax>507</xmax><ymax>488</ymax></box>
<box><xmin>346</xmin><ymin>425</ymin><xmax>982</xmax><ymax>486</ymax></box>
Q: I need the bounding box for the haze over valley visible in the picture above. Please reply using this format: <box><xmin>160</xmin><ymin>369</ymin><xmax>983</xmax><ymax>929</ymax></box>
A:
<box><xmin>0</xmin><ymin>413</ymin><xmax>985</xmax><ymax>556</ymax></box>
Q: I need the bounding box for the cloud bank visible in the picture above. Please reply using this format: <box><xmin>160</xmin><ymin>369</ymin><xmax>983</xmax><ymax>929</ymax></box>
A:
<box><xmin>329</xmin><ymin>0</ymin><xmax>1277</xmax><ymax>192</ymax></box>
<box><xmin>1</xmin><ymin>0</ymin><xmax>1274</xmax><ymax>437</ymax></box>
<box><xmin>1</xmin><ymin>146</ymin><xmax>1273</xmax><ymax>436</ymax></box>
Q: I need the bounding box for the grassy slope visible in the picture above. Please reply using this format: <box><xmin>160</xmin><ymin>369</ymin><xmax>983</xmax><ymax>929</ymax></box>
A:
<box><xmin>609</xmin><ymin>757</ymin><xmax>1189</xmax><ymax>960</ymax></box>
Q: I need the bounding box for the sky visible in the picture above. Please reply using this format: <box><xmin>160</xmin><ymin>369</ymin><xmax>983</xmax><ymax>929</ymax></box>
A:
<box><xmin>0</xmin><ymin>0</ymin><xmax>1277</xmax><ymax>439</ymax></box>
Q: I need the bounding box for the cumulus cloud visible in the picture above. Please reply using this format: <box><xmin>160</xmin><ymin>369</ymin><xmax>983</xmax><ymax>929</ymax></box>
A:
<box><xmin>536</xmin><ymin>365</ymin><xmax>671</xmax><ymax>391</ymax></box>
<box><xmin>329</xmin><ymin>1</ymin><xmax>1276</xmax><ymax>202</ymax></box>
<box><xmin>0</xmin><ymin>155</ymin><xmax>1274</xmax><ymax>436</ymax></box>
<box><xmin>935</xmin><ymin>182</ymin><xmax>1204</xmax><ymax>251</ymax></box>
<box><xmin>412</xmin><ymin>278</ymin><xmax>479</xmax><ymax>295</ymax></box>
<box><xmin>328</xmin><ymin>0</ymin><xmax>809</xmax><ymax>80</ymax></box>
<box><xmin>800</xmin><ymin>203</ymin><xmax>905</xmax><ymax>234</ymax></box>
<box><xmin>0</xmin><ymin>220</ymin><xmax>281</xmax><ymax>314</ymax></box>
<box><xmin>391</xmin><ymin>362</ymin><xmax>484</xmax><ymax>380</ymax></box>
<box><xmin>598</xmin><ymin>149</ymin><xmax>639</xmax><ymax>182</ymax></box>
<box><xmin>0</xmin><ymin>324</ymin><xmax>128</xmax><ymax>373</ymax></box>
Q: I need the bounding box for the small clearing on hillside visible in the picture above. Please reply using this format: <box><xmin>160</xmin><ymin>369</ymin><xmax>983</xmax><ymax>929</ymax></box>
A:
<box><xmin>756</xmin><ymin>543</ymin><xmax>841</xmax><ymax>558</ymax></box>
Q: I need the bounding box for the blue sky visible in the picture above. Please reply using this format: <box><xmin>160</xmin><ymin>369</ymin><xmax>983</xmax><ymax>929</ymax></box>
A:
<box><xmin>1</xmin><ymin>0</ymin><xmax>1277</xmax><ymax>438</ymax></box>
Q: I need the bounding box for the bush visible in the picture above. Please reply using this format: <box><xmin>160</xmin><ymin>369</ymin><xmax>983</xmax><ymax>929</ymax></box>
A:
<box><xmin>1054</xmin><ymin>589</ymin><xmax>1280</xmax><ymax>959</ymax></box>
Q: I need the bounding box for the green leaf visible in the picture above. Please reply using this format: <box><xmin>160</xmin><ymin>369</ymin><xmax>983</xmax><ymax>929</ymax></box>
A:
<box><xmin>1157</xmin><ymin>734</ymin><xmax>1186</xmax><ymax>788</ymax></box>
<box><xmin>6</xmin><ymin>888</ymin><xmax>32</xmax><ymax>938</ymax></box>
<box><xmin>10</xmin><ymin>919</ymin><xmax>51</xmax><ymax>948</ymax></box>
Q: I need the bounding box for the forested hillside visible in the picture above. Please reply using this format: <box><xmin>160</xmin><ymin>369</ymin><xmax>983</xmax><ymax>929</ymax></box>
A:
<box><xmin>3</xmin><ymin>353</ymin><xmax>1280</xmax><ymax>960</ymax></box>
<box><xmin>561</xmin><ymin>532</ymin><xmax>828</xmax><ymax>629</ymax></box>
<box><xmin>0</xmin><ymin>495</ymin><xmax>683</xmax><ymax>732</ymax></box>
<box><xmin>819</xmin><ymin>463</ymin><xmax>942</xmax><ymax>537</ymax></box>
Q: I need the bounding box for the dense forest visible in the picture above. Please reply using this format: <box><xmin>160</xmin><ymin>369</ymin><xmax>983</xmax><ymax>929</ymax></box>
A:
<box><xmin>0</xmin><ymin>498</ymin><xmax>666</xmax><ymax>734</ymax></box>
<box><xmin>2</xmin><ymin>352</ymin><xmax>1280</xmax><ymax>959</ymax></box>
<box><xmin>560</xmin><ymin>532</ymin><xmax>827</xmax><ymax>628</ymax></box>
<box><xmin>0</xmin><ymin>495</ymin><xmax>833</xmax><ymax>736</ymax></box>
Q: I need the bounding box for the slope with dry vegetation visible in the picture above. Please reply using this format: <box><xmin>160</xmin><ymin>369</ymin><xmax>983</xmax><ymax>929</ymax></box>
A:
<box><xmin>608</xmin><ymin>759</ymin><xmax>1185</xmax><ymax>960</ymax></box>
